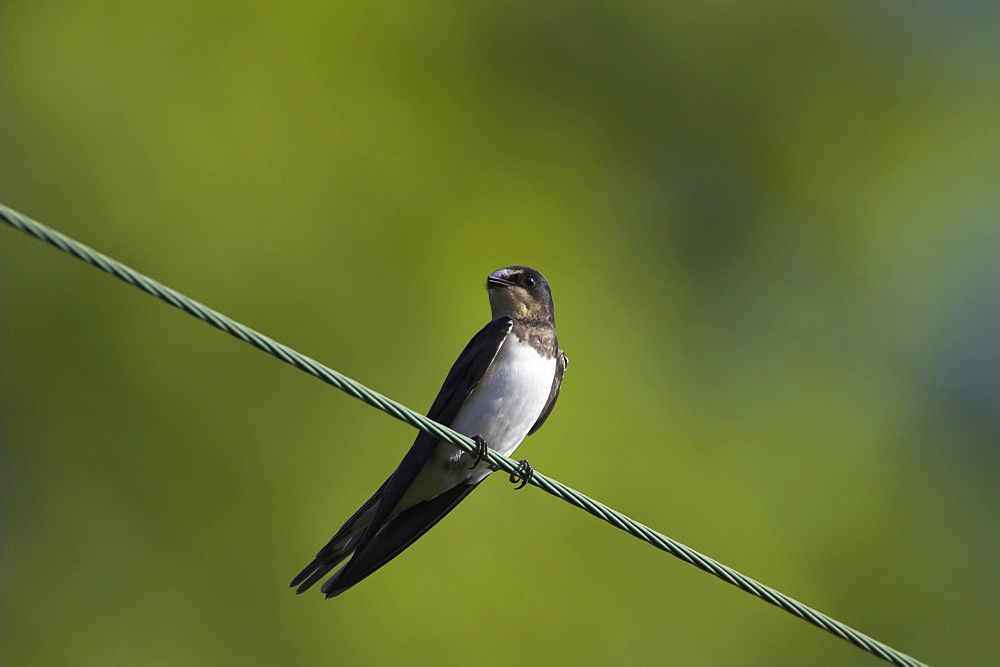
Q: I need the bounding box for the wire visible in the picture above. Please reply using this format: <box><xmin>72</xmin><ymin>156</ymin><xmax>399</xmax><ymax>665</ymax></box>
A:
<box><xmin>2</xmin><ymin>203</ymin><xmax>927</xmax><ymax>667</ymax></box>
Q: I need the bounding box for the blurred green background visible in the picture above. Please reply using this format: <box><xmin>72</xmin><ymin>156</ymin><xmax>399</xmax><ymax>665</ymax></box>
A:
<box><xmin>3</xmin><ymin>2</ymin><xmax>998</xmax><ymax>665</ymax></box>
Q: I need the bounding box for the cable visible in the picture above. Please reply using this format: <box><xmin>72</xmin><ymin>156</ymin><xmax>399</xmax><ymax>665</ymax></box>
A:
<box><xmin>2</xmin><ymin>203</ymin><xmax>927</xmax><ymax>667</ymax></box>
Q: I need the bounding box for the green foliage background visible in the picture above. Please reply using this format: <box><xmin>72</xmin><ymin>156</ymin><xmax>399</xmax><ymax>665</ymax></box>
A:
<box><xmin>3</xmin><ymin>2</ymin><xmax>998</xmax><ymax>665</ymax></box>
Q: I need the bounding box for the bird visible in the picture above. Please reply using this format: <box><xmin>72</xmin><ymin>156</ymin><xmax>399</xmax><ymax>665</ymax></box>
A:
<box><xmin>291</xmin><ymin>265</ymin><xmax>567</xmax><ymax>597</ymax></box>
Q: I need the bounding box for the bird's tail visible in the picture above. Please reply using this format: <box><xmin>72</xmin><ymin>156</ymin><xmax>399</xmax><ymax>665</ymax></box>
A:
<box><xmin>290</xmin><ymin>480</ymin><xmax>389</xmax><ymax>594</ymax></box>
<box><xmin>290</xmin><ymin>539</ymin><xmax>355</xmax><ymax>594</ymax></box>
<box><xmin>315</xmin><ymin>481</ymin><xmax>481</xmax><ymax>597</ymax></box>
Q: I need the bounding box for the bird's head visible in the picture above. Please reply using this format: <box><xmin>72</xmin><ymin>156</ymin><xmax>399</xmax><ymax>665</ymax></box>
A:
<box><xmin>486</xmin><ymin>266</ymin><xmax>554</xmax><ymax>323</ymax></box>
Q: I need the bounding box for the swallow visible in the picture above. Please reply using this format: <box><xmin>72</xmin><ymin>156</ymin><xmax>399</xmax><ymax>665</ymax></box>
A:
<box><xmin>291</xmin><ymin>265</ymin><xmax>567</xmax><ymax>597</ymax></box>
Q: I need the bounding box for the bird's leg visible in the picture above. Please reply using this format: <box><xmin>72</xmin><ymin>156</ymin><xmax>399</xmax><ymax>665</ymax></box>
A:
<box><xmin>509</xmin><ymin>459</ymin><xmax>534</xmax><ymax>490</ymax></box>
<box><xmin>469</xmin><ymin>435</ymin><xmax>490</xmax><ymax>469</ymax></box>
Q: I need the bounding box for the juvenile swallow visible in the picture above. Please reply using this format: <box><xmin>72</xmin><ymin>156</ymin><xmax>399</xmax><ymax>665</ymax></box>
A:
<box><xmin>291</xmin><ymin>265</ymin><xmax>568</xmax><ymax>597</ymax></box>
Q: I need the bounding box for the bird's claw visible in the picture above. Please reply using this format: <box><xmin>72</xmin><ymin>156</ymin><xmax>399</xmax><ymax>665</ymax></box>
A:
<box><xmin>509</xmin><ymin>459</ymin><xmax>533</xmax><ymax>490</ymax></box>
<box><xmin>469</xmin><ymin>435</ymin><xmax>489</xmax><ymax>469</ymax></box>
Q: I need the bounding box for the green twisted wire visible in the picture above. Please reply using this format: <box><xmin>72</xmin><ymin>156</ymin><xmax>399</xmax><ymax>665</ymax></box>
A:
<box><xmin>2</xmin><ymin>203</ymin><xmax>926</xmax><ymax>667</ymax></box>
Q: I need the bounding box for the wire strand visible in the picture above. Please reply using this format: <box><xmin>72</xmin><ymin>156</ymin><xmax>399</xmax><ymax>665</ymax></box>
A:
<box><xmin>2</xmin><ymin>203</ymin><xmax>927</xmax><ymax>667</ymax></box>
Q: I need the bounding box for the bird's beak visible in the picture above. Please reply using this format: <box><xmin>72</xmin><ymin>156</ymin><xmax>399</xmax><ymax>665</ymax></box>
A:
<box><xmin>487</xmin><ymin>276</ymin><xmax>517</xmax><ymax>289</ymax></box>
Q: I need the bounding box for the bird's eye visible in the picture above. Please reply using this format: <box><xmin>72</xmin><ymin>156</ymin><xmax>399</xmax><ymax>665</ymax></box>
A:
<box><xmin>523</xmin><ymin>274</ymin><xmax>536</xmax><ymax>288</ymax></box>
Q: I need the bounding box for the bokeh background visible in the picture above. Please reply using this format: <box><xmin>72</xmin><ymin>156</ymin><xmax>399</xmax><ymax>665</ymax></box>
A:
<box><xmin>3</xmin><ymin>2</ymin><xmax>998</xmax><ymax>665</ymax></box>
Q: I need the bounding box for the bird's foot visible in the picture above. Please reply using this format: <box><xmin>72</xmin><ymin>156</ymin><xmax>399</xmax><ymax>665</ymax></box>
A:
<box><xmin>469</xmin><ymin>435</ymin><xmax>490</xmax><ymax>469</ymax></box>
<box><xmin>509</xmin><ymin>459</ymin><xmax>534</xmax><ymax>490</ymax></box>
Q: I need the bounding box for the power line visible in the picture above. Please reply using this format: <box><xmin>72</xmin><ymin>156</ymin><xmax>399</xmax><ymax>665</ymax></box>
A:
<box><xmin>2</xmin><ymin>203</ymin><xmax>926</xmax><ymax>667</ymax></box>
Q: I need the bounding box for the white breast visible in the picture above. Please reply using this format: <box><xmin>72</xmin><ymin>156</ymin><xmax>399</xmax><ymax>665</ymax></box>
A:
<box><xmin>451</xmin><ymin>338</ymin><xmax>557</xmax><ymax>459</ymax></box>
<box><xmin>398</xmin><ymin>337</ymin><xmax>557</xmax><ymax>508</ymax></box>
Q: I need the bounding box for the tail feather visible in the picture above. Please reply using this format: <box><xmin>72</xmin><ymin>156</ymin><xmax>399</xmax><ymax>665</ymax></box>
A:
<box><xmin>291</xmin><ymin>550</ymin><xmax>352</xmax><ymax>593</ymax></box>
<box><xmin>320</xmin><ymin>481</ymin><xmax>481</xmax><ymax>597</ymax></box>
<box><xmin>291</xmin><ymin>479</ymin><xmax>482</xmax><ymax>597</ymax></box>
<box><xmin>290</xmin><ymin>479</ymin><xmax>389</xmax><ymax>593</ymax></box>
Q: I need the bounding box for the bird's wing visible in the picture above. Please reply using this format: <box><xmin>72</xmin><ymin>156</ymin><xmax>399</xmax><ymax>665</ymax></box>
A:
<box><xmin>373</xmin><ymin>316</ymin><xmax>513</xmax><ymax>518</ymax></box>
<box><xmin>528</xmin><ymin>348</ymin><xmax>567</xmax><ymax>436</ymax></box>
<box><xmin>319</xmin><ymin>316</ymin><xmax>514</xmax><ymax>595</ymax></box>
